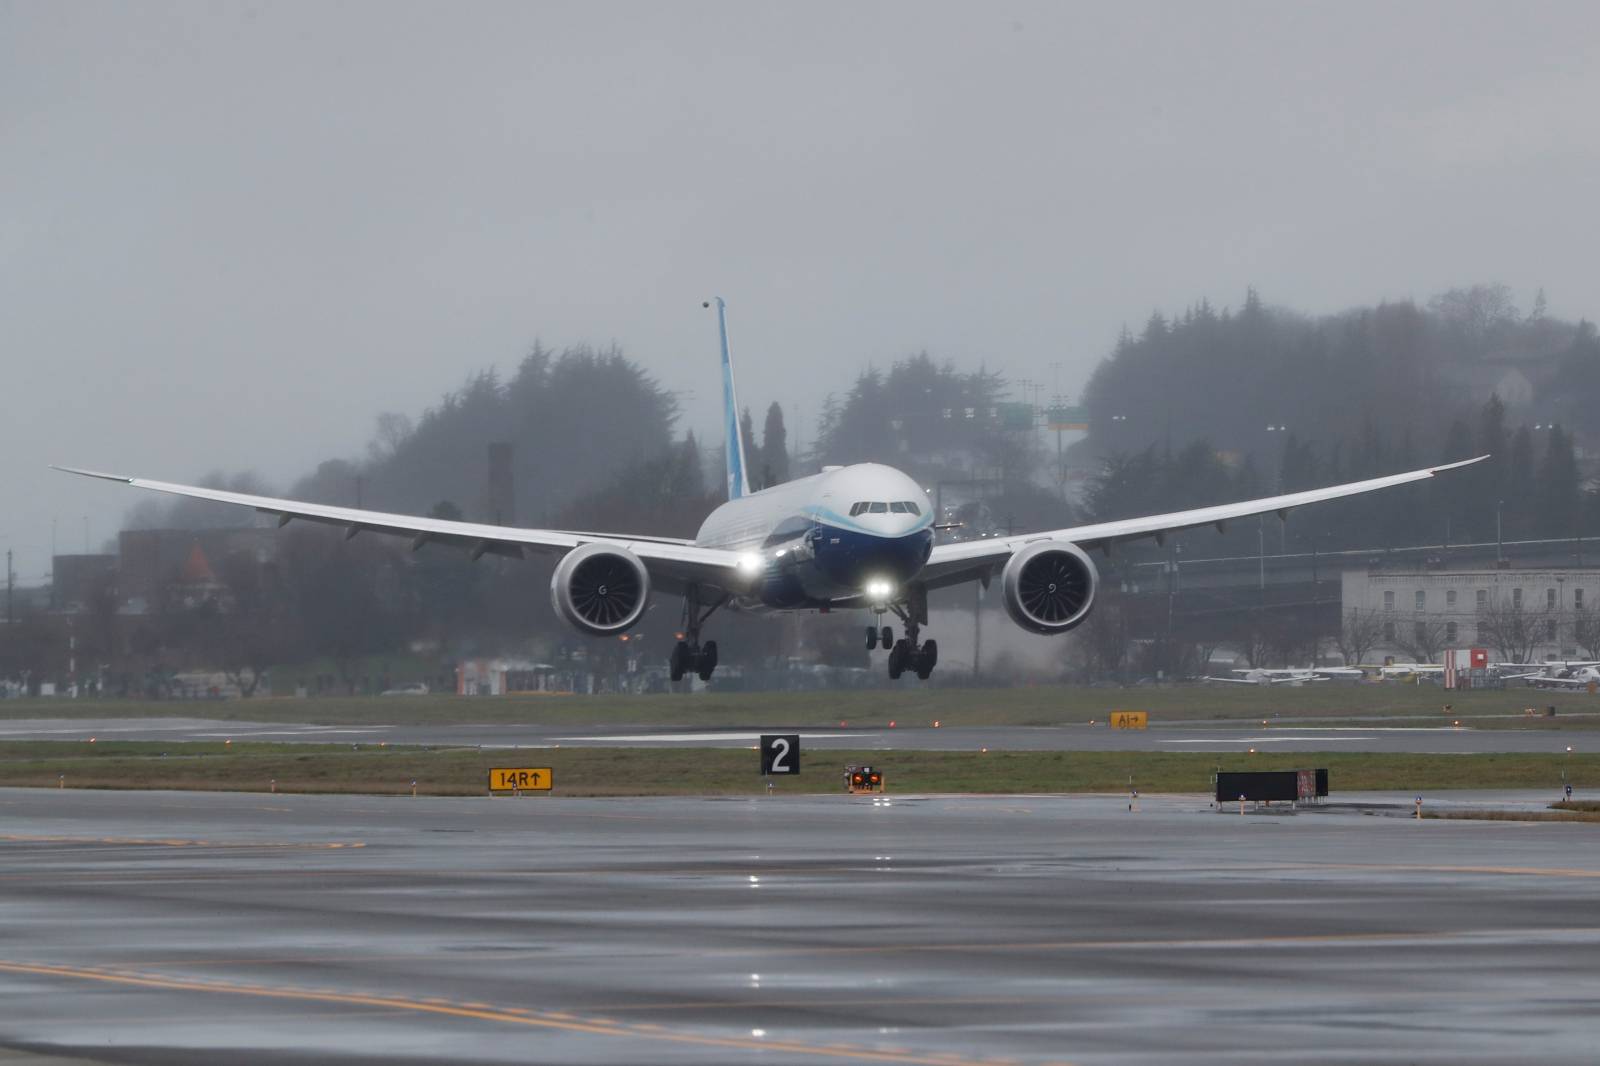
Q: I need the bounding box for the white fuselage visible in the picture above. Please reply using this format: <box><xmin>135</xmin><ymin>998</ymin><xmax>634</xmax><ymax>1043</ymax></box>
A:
<box><xmin>693</xmin><ymin>463</ymin><xmax>935</xmax><ymax>609</ymax></box>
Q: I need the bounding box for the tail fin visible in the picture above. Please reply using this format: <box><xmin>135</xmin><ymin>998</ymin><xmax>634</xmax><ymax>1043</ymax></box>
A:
<box><xmin>709</xmin><ymin>296</ymin><xmax>751</xmax><ymax>500</ymax></box>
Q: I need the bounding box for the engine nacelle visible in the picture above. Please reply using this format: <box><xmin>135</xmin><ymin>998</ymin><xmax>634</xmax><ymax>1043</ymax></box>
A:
<box><xmin>550</xmin><ymin>544</ymin><xmax>650</xmax><ymax>636</ymax></box>
<box><xmin>1000</xmin><ymin>541</ymin><xmax>1098</xmax><ymax>635</ymax></box>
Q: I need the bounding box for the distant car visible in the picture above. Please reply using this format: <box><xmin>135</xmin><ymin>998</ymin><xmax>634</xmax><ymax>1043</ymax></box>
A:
<box><xmin>380</xmin><ymin>682</ymin><xmax>430</xmax><ymax>696</ymax></box>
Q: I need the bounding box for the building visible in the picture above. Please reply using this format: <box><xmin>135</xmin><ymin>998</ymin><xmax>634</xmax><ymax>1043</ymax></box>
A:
<box><xmin>1341</xmin><ymin>567</ymin><xmax>1600</xmax><ymax>662</ymax></box>
<box><xmin>50</xmin><ymin>554</ymin><xmax>117</xmax><ymax>612</ymax></box>
<box><xmin>117</xmin><ymin>528</ymin><xmax>278</xmax><ymax>611</ymax></box>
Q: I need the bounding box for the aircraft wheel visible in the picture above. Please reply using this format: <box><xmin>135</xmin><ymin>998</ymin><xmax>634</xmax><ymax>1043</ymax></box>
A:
<box><xmin>669</xmin><ymin>641</ymin><xmax>689</xmax><ymax>682</ymax></box>
<box><xmin>866</xmin><ymin>626</ymin><xmax>878</xmax><ymax>650</ymax></box>
<box><xmin>915</xmin><ymin>639</ymin><xmax>938</xmax><ymax>680</ymax></box>
<box><xmin>697</xmin><ymin>640</ymin><xmax>719</xmax><ymax>682</ymax></box>
<box><xmin>887</xmin><ymin>639</ymin><xmax>907</xmax><ymax>680</ymax></box>
<box><xmin>881</xmin><ymin>626</ymin><xmax>893</xmax><ymax>649</ymax></box>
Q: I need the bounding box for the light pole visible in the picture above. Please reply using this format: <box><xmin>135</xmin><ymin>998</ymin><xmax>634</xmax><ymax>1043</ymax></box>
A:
<box><xmin>1496</xmin><ymin>499</ymin><xmax>1504</xmax><ymax>565</ymax></box>
<box><xmin>1258</xmin><ymin>515</ymin><xmax>1265</xmax><ymax>592</ymax></box>
<box><xmin>1266</xmin><ymin>425</ymin><xmax>1288</xmax><ymax>557</ymax></box>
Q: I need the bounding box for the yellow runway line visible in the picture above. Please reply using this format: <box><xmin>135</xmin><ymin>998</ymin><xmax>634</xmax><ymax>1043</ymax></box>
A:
<box><xmin>0</xmin><ymin>959</ymin><xmax>1052</xmax><ymax>1066</ymax></box>
<box><xmin>0</xmin><ymin>833</ymin><xmax>362</xmax><ymax>849</ymax></box>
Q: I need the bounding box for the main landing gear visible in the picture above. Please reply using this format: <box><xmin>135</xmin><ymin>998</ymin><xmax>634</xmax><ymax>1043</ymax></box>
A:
<box><xmin>868</xmin><ymin>585</ymin><xmax>938</xmax><ymax>681</ymax></box>
<box><xmin>671</xmin><ymin>585</ymin><xmax>727</xmax><ymax>683</ymax></box>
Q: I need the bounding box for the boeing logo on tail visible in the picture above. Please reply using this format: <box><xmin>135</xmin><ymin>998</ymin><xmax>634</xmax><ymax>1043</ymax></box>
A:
<box><xmin>56</xmin><ymin>302</ymin><xmax>1488</xmax><ymax>683</ymax></box>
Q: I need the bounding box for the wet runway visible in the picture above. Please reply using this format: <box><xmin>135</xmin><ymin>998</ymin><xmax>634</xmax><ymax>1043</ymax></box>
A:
<box><xmin>0</xmin><ymin>715</ymin><xmax>1591</xmax><ymax>754</ymax></box>
<box><xmin>1</xmin><ymin>787</ymin><xmax>1598</xmax><ymax>1064</ymax></box>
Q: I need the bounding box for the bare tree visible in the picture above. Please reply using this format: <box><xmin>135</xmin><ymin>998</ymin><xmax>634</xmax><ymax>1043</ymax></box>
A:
<box><xmin>1079</xmin><ymin>596</ymin><xmax>1132</xmax><ymax>681</ymax></box>
<box><xmin>367</xmin><ymin>412</ymin><xmax>415</xmax><ymax>463</ymax></box>
<box><xmin>1477</xmin><ymin>595</ymin><xmax>1548</xmax><ymax>664</ymax></box>
<box><xmin>1392</xmin><ymin>616</ymin><xmax>1452</xmax><ymax>664</ymax></box>
<box><xmin>203</xmin><ymin>552</ymin><xmax>300</xmax><ymax>698</ymax></box>
<box><xmin>1231</xmin><ymin>612</ymin><xmax>1271</xmax><ymax>669</ymax></box>
<box><xmin>1191</xmin><ymin>638</ymin><xmax>1222</xmax><ymax>677</ymax></box>
<box><xmin>1572</xmin><ymin>610</ymin><xmax>1600</xmax><ymax>660</ymax></box>
<box><xmin>1334</xmin><ymin>608</ymin><xmax>1385</xmax><ymax>666</ymax></box>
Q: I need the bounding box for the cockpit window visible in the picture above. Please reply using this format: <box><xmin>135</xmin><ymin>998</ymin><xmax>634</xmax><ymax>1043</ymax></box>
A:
<box><xmin>901</xmin><ymin>501</ymin><xmax>921</xmax><ymax>515</ymax></box>
<box><xmin>868</xmin><ymin>502</ymin><xmax>889</xmax><ymax>514</ymax></box>
<box><xmin>849</xmin><ymin>502</ymin><xmax>867</xmax><ymax>517</ymax></box>
<box><xmin>889</xmin><ymin>501</ymin><xmax>909</xmax><ymax>513</ymax></box>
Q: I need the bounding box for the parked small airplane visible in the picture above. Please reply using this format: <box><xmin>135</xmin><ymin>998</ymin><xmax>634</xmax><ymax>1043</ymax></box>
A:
<box><xmin>1203</xmin><ymin>666</ymin><xmax>1363</xmax><ymax>685</ymax></box>
<box><xmin>1503</xmin><ymin>662</ymin><xmax>1600</xmax><ymax>688</ymax></box>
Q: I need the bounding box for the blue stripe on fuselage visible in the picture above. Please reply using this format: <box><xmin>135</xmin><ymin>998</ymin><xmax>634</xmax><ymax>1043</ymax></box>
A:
<box><xmin>748</xmin><ymin>521</ymin><xmax>933</xmax><ymax>609</ymax></box>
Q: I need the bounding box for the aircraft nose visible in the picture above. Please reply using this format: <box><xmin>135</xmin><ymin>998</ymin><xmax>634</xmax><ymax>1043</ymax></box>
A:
<box><xmin>816</xmin><ymin>527</ymin><xmax>931</xmax><ymax>588</ymax></box>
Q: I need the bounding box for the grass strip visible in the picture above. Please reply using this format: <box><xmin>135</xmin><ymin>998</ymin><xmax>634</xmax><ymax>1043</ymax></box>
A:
<box><xmin>0</xmin><ymin>684</ymin><xmax>1596</xmax><ymax>729</ymax></box>
<box><xmin>0</xmin><ymin>743</ymin><xmax>1596</xmax><ymax>797</ymax></box>
<box><xmin>1424</xmin><ymin>809</ymin><xmax>1600</xmax><ymax>824</ymax></box>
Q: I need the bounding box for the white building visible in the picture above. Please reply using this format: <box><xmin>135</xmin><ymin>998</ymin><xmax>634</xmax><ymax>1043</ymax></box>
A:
<box><xmin>1341</xmin><ymin>568</ymin><xmax>1600</xmax><ymax>662</ymax></box>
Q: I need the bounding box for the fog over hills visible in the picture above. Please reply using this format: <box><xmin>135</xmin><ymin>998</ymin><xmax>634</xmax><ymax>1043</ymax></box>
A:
<box><xmin>7</xmin><ymin>2</ymin><xmax>1598</xmax><ymax>581</ymax></box>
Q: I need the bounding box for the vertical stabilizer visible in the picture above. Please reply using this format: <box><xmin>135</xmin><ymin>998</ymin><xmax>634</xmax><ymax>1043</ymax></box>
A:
<box><xmin>710</xmin><ymin>297</ymin><xmax>751</xmax><ymax>500</ymax></box>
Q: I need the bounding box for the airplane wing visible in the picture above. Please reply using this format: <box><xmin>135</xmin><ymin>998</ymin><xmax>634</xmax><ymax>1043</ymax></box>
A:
<box><xmin>919</xmin><ymin>455</ymin><xmax>1488</xmax><ymax>590</ymax></box>
<box><xmin>1496</xmin><ymin>661</ymin><xmax>1600</xmax><ymax>670</ymax></box>
<box><xmin>52</xmin><ymin>466</ymin><xmax>743</xmax><ymax>596</ymax></box>
<box><xmin>1203</xmin><ymin>673</ymin><xmax>1317</xmax><ymax>685</ymax></box>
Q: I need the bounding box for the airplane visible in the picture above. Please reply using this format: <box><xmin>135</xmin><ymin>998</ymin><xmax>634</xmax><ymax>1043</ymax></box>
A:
<box><xmin>1346</xmin><ymin>661</ymin><xmax>1446</xmax><ymax>679</ymax></box>
<box><xmin>1503</xmin><ymin>662</ymin><xmax>1600</xmax><ymax>688</ymax></box>
<box><xmin>1203</xmin><ymin>669</ymin><xmax>1321</xmax><ymax>686</ymax></box>
<box><xmin>1378</xmin><ymin>662</ymin><xmax>1446</xmax><ymax>677</ymax></box>
<box><xmin>56</xmin><ymin>299</ymin><xmax>1489</xmax><ymax>683</ymax></box>
<box><xmin>1202</xmin><ymin>666</ymin><xmax>1364</xmax><ymax>685</ymax></box>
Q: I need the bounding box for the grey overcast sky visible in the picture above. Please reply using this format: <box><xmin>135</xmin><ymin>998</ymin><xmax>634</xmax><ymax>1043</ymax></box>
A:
<box><xmin>4</xmin><ymin>1</ymin><xmax>1598</xmax><ymax>579</ymax></box>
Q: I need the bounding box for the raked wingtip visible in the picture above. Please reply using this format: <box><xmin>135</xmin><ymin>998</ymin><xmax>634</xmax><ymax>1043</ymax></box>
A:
<box><xmin>51</xmin><ymin>465</ymin><xmax>134</xmax><ymax>484</ymax></box>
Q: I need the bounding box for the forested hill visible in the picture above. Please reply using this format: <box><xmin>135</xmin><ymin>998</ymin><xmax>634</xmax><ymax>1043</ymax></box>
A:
<box><xmin>1080</xmin><ymin>286</ymin><xmax>1600</xmax><ymax>548</ymax></box>
<box><xmin>1082</xmin><ymin>285</ymin><xmax>1597</xmax><ymax>459</ymax></box>
<box><xmin>285</xmin><ymin>343</ymin><xmax>681</xmax><ymax>525</ymax></box>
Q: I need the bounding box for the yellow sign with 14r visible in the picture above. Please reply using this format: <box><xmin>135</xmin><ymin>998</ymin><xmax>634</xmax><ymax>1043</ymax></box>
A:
<box><xmin>488</xmin><ymin>768</ymin><xmax>553</xmax><ymax>792</ymax></box>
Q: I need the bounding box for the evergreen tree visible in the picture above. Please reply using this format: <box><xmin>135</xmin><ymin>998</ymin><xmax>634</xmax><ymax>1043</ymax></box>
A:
<box><xmin>671</xmin><ymin>432</ymin><xmax>705</xmax><ymax>498</ymax></box>
<box><xmin>1537</xmin><ymin>425</ymin><xmax>1580</xmax><ymax>540</ymax></box>
<box><xmin>1505</xmin><ymin>425</ymin><xmax>1536</xmax><ymax>539</ymax></box>
<box><xmin>761</xmin><ymin>402</ymin><xmax>789</xmax><ymax>486</ymax></box>
<box><xmin>739</xmin><ymin>407</ymin><xmax>761</xmax><ymax>487</ymax></box>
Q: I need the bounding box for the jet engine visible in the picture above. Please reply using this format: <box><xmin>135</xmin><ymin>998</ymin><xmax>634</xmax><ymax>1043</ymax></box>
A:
<box><xmin>550</xmin><ymin>544</ymin><xmax>651</xmax><ymax>636</ymax></box>
<box><xmin>999</xmin><ymin>541</ymin><xmax>1098</xmax><ymax>635</ymax></box>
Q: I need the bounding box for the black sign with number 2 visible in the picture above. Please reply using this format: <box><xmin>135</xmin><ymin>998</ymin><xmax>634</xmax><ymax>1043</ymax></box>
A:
<box><xmin>760</xmin><ymin>734</ymin><xmax>800</xmax><ymax>775</ymax></box>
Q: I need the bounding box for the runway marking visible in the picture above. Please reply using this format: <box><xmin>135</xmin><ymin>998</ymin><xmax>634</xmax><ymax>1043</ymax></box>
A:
<box><xmin>1159</xmin><ymin>736</ymin><xmax>1375</xmax><ymax>744</ymax></box>
<box><xmin>191</xmin><ymin>728</ymin><xmax>390</xmax><ymax>737</ymax></box>
<box><xmin>0</xmin><ymin>959</ymin><xmax>1053</xmax><ymax>1066</ymax></box>
<box><xmin>0</xmin><ymin>833</ymin><xmax>362</xmax><ymax>850</ymax></box>
<box><xmin>692</xmin><ymin>925</ymin><xmax>1600</xmax><ymax>960</ymax></box>
<box><xmin>1296</xmin><ymin>862</ymin><xmax>1600</xmax><ymax>880</ymax></box>
<box><xmin>588</xmin><ymin>993</ymin><xmax>1119</xmax><ymax>1013</ymax></box>
<box><xmin>551</xmin><ymin>732</ymin><xmax>880</xmax><ymax>743</ymax></box>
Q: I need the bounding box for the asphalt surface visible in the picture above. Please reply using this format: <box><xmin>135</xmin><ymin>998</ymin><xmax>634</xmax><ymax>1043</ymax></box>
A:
<box><xmin>1</xmin><ymin>787</ymin><xmax>1598</xmax><ymax>1064</ymax></box>
<box><xmin>0</xmin><ymin>715</ymin><xmax>1592</xmax><ymax>754</ymax></box>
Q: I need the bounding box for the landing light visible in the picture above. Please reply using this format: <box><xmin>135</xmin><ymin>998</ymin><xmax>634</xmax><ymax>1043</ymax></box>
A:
<box><xmin>737</xmin><ymin>552</ymin><xmax>762</xmax><ymax>575</ymax></box>
<box><xmin>865</xmin><ymin>579</ymin><xmax>894</xmax><ymax>600</ymax></box>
